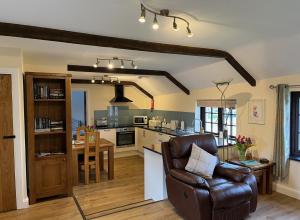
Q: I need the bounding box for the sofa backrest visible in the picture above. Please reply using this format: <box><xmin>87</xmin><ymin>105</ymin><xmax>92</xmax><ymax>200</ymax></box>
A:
<box><xmin>168</xmin><ymin>134</ymin><xmax>218</xmax><ymax>170</ymax></box>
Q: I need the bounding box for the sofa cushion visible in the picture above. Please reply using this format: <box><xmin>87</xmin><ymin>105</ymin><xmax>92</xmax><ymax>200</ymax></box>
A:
<box><xmin>209</xmin><ymin>180</ymin><xmax>252</xmax><ymax>209</ymax></box>
<box><xmin>185</xmin><ymin>143</ymin><xmax>218</xmax><ymax>178</ymax></box>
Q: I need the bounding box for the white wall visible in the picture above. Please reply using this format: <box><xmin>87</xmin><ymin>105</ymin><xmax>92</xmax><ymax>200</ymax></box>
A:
<box><xmin>154</xmin><ymin>73</ymin><xmax>300</xmax><ymax>199</ymax></box>
<box><xmin>0</xmin><ymin>48</ymin><xmax>29</xmax><ymax>209</ymax></box>
<box><xmin>71</xmin><ymin>84</ymin><xmax>150</xmax><ymax>125</ymax></box>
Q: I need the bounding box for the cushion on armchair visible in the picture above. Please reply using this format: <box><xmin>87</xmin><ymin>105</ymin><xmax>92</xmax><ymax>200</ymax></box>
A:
<box><xmin>185</xmin><ymin>143</ymin><xmax>218</xmax><ymax>178</ymax></box>
<box><xmin>170</xmin><ymin>169</ymin><xmax>210</xmax><ymax>189</ymax></box>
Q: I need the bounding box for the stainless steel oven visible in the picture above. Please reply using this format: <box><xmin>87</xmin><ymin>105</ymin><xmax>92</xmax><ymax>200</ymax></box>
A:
<box><xmin>116</xmin><ymin>127</ymin><xmax>135</xmax><ymax>147</ymax></box>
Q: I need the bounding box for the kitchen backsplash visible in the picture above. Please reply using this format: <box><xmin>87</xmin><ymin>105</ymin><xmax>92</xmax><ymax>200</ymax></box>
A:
<box><xmin>94</xmin><ymin>106</ymin><xmax>195</xmax><ymax>129</ymax></box>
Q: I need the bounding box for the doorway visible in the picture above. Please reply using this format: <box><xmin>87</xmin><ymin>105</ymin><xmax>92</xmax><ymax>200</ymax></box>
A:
<box><xmin>0</xmin><ymin>74</ymin><xmax>17</xmax><ymax>212</ymax></box>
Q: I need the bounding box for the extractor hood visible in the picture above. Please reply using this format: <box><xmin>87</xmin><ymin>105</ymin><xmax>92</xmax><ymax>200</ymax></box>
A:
<box><xmin>110</xmin><ymin>85</ymin><xmax>133</xmax><ymax>103</ymax></box>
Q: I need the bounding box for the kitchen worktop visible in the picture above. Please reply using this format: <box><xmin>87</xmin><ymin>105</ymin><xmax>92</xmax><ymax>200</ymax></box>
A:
<box><xmin>96</xmin><ymin>124</ymin><xmax>196</xmax><ymax>136</ymax></box>
<box><xmin>96</xmin><ymin>124</ymin><xmax>235</xmax><ymax>147</ymax></box>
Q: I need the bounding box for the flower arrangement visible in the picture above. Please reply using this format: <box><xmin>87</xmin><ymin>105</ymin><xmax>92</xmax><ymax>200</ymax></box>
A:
<box><xmin>234</xmin><ymin>135</ymin><xmax>254</xmax><ymax>161</ymax></box>
<box><xmin>85</xmin><ymin>125</ymin><xmax>96</xmax><ymax>132</ymax></box>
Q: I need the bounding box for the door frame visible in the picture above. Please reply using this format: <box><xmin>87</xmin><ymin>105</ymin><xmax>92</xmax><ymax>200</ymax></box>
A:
<box><xmin>0</xmin><ymin>69</ymin><xmax>29</xmax><ymax>209</ymax></box>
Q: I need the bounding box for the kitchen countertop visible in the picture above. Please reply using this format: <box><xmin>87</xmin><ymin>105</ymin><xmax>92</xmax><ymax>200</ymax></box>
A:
<box><xmin>96</xmin><ymin>124</ymin><xmax>235</xmax><ymax>147</ymax></box>
<box><xmin>96</xmin><ymin>124</ymin><xmax>196</xmax><ymax>137</ymax></box>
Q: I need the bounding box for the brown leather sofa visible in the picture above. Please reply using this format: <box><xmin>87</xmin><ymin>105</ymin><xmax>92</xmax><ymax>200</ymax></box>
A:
<box><xmin>162</xmin><ymin>134</ymin><xmax>257</xmax><ymax>220</ymax></box>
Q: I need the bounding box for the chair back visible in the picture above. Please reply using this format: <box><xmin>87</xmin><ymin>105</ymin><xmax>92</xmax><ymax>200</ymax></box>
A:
<box><xmin>162</xmin><ymin>134</ymin><xmax>218</xmax><ymax>173</ymax></box>
<box><xmin>77</xmin><ymin>126</ymin><xmax>87</xmax><ymax>141</ymax></box>
<box><xmin>83</xmin><ymin>131</ymin><xmax>100</xmax><ymax>184</ymax></box>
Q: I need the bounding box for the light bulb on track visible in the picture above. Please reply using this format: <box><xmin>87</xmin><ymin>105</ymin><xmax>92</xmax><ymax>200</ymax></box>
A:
<box><xmin>152</xmin><ymin>14</ymin><xmax>159</xmax><ymax>30</ymax></box>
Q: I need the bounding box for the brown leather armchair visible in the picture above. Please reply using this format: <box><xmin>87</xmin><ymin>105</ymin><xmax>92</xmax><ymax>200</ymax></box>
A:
<box><xmin>162</xmin><ymin>134</ymin><xmax>257</xmax><ymax>220</ymax></box>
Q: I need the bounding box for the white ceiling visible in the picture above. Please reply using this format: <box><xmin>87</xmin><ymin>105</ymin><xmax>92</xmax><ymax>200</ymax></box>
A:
<box><xmin>0</xmin><ymin>0</ymin><xmax>300</xmax><ymax>95</ymax></box>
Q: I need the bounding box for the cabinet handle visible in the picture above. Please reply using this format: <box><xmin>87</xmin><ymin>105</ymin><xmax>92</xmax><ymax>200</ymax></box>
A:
<box><xmin>3</xmin><ymin>135</ymin><xmax>16</xmax><ymax>139</ymax></box>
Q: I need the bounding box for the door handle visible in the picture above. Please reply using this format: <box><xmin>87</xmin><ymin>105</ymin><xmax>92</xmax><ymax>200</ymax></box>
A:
<box><xmin>3</xmin><ymin>135</ymin><xmax>16</xmax><ymax>139</ymax></box>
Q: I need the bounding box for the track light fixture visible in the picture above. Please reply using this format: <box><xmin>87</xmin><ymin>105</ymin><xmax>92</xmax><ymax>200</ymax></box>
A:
<box><xmin>138</xmin><ymin>3</ymin><xmax>193</xmax><ymax>37</ymax></box>
<box><xmin>152</xmin><ymin>14</ymin><xmax>159</xmax><ymax>30</ymax></box>
<box><xmin>173</xmin><ymin>18</ymin><xmax>179</xmax><ymax>31</ymax></box>
<box><xmin>93</xmin><ymin>57</ymin><xmax>138</xmax><ymax>69</ymax></box>
<box><xmin>92</xmin><ymin>75</ymin><xmax>121</xmax><ymax>84</ymax></box>
<box><xmin>139</xmin><ymin>4</ymin><xmax>146</xmax><ymax>23</ymax></box>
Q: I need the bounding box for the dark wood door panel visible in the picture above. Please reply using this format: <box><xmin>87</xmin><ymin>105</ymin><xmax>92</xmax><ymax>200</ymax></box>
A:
<box><xmin>0</xmin><ymin>74</ymin><xmax>16</xmax><ymax>212</ymax></box>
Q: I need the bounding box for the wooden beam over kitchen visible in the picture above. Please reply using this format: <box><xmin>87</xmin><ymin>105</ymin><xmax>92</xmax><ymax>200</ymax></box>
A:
<box><xmin>0</xmin><ymin>22</ymin><xmax>256</xmax><ymax>86</ymax></box>
<box><xmin>71</xmin><ymin>79</ymin><xmax>154</xmax><ymax>99</ymax></box>
<box><xmin>67</xmin><ymin>65</ymin><xmax>190</xmax><ymax>95</ymax></box>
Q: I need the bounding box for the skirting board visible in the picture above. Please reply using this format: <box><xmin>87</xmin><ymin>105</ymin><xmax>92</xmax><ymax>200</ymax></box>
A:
<box><xmin>273</xmin><ymin>182</ymin><xmax>300</xmax><ymax>200</ymax></box>
<box><xmin>18</xmin><ymin>197</ymin><xmax>29</xmax><ymax>209</ymax></box>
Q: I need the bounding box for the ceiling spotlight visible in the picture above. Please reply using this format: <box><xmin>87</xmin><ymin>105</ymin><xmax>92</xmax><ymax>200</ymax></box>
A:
<box><xmin>187</xmin><ymin>26</ymin><xmax>193</xmax><ymax>37</ymax></box>
<box><xmin>131</xmin><ymin>61</ymin><xmax>138</xmax><ymax>69</ymax></box>
<box><xmin>139</xmin><ymin>5</ymin><xmax>146</xmax><ymax>23</ymax></box>
<box><xmin>93</xmin><ymin>63</ymin><xmax>98</xmax><ymax>68</ymax></box>
<box><xmin>152</xmin><ymin>14</ymin><xmax>159</xmax><ymax>30</ymax></box>
<box><xmin>91</xmin><ymin>77</ymin><xmax>95</xmax><ymax>83</ymax></box>
<box><xmin>120</xmin><ymin>60</ymin><xmax>125</xmax><ymax>69</ymax></box>
<box><xmin>173</xmin><ymin>18</ymin><xmax>179</xmax><ymax>31</ymax></box>
<box><xmin>107</xmin><ymin>60</ymin><xmax>114</xmax><ymax>69</ymax></box>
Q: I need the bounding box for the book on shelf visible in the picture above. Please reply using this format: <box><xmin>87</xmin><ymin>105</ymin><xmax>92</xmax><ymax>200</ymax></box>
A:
<box><xmin>35</xmin><ymin>118</ymin><xmax>65</xmax><ymax>132</ymax></box>
<box><xmin>50</xmin><ymin>121</ymin><xmax>64</xmax><ymax>131</ymax></box>
<box><xmin>33</xmin><ymin>84</ymin><xmax>65</xmax><ymax>99</ymax></box>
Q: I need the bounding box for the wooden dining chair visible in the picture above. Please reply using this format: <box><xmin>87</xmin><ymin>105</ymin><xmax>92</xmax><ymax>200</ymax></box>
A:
<box><xmin>76</xmin><ymin>126</ymin><xmax>86</xmax><ymax>141</ymax></box>
<box><xmin>80</xmin><ymin>131</ymin><xmax>100</xmax><ymax>184</ymax></box>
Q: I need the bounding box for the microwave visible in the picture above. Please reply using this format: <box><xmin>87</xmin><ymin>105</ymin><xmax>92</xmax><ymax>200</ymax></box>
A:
<box><xmin>133</xmin><ymin>116</ymin><xmax>148</xmax><ymax>125</ymax></box>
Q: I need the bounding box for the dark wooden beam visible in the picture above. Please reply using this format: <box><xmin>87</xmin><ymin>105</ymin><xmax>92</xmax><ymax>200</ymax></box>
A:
<box><xmin>0</xmin><ymin>22</ymin><xmax>256</xmax><ymax>86</ymax></box>
<box><xmin>71</xmin><ymin>79</ymin><xmax>153</xmax><ymax>99</ymax></box>
<box><xmin>67</xmin><ymin>65</ymin><xmax>190</xmax><ymax>95</ymax></box>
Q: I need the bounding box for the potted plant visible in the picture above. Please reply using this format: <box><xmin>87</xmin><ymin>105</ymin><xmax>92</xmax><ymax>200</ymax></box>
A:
<box><xmin>234</xmin><ymin>135</ymin><xmax>254</xmax><ymax>161</ymax></box>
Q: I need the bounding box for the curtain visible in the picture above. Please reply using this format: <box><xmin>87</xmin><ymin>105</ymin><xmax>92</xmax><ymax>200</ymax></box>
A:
<box><xmin>273</xmin><ymin>84</ymin><xmax>290</xmax><ymax>180</ymax></box>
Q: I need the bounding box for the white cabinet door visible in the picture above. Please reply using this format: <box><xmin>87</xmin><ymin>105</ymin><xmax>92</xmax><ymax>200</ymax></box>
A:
<box><xmin>98</xmin><ymin>129</ymin><xmax>116</xmax><ymax>146</ymax></box>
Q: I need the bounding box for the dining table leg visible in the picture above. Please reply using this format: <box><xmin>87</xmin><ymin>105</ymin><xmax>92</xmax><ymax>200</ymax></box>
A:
<box><xmin>108</xmin><ymin>147</ymin><xmax>114</xmax><ymax>180</ymax></box>
<box><xmin>72</xmin><ymin>150</ymin><xmax>79</xmax><ymax>186</ymax></box>
<box><xmin>99</xmin><ymin>152</ymin><xmax>104</xmax><ymax>171</ymax></box>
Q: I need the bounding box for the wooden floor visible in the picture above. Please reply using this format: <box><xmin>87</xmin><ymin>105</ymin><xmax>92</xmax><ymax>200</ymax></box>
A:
<box><xmin>73</xmin><ymin>156</ymin><xmax>145</xmax><ymax>217</ymax></box>
<box><xmin>2</xmin><ymin>155</ymin><xmax>300</xmax><ymax>220</ymax></box>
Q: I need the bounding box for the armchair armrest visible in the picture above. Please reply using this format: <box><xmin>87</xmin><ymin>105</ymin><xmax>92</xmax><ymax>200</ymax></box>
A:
<box><xmin>169</xmin><ymin>169</ymin><xmax>209</xmax><ymax>189</ymax></box>
<box><xmin>214</xmin><ymin>162</ymin><xmax>251</xmax><ymax>182</ymax></box>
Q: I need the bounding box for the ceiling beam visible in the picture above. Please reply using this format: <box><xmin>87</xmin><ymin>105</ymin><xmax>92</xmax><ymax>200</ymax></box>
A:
<box><xmin>67</xmin><ymin>65</ymin><xmax>190</xmax><ymax>95</ymax></box>
<box><xmin>0</xmin><ymin>22</ymin><xmax>256</xmax><ymax>86</ymax></box>
<box><xmin>71</xmin><ymin>79</ymin><xmax>153</xmax><ymax>99</ymax></box>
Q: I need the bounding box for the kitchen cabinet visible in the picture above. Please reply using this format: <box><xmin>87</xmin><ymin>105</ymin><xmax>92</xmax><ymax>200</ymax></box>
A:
<box><xmin>99</xmin><ymin>128</ymin><xmax>116</xmax><ymax>146</ymax></box>
<box><xmin>136</xmin><ymin>128</ymin><xmax>175</xmax><ymax>154</ymax></box>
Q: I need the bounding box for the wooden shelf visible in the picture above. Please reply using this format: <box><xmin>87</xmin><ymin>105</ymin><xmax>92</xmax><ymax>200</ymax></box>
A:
<box><xmin>34</xmin><ymin>130</ymin><xmax>66</xmax><ymax>136</ymax></box>
<box><xmin>35</xmin><ymin>154</ymin><xmax>66</xmax><ymax>161</ymax></box>
<box><xmin>34</xmin><ymin>99</ymin><xmax>65</xmax><ymax>102</ymax></box>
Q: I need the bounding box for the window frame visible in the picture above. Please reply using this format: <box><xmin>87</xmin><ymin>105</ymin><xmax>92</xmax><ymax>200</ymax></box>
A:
<box><xmin>290</xmin><ymin>92</ymin><xmax>300</xmax><ymax>157</ymax></box>
<box><xmin>201</xmin><ymin>107</ymin><xmax>236</xmax><ymax>139</ymax></box>
<box><xmin>71</xmin><ymin>90</ymin><xmax>87</xmax><ymax>135</ymax></box>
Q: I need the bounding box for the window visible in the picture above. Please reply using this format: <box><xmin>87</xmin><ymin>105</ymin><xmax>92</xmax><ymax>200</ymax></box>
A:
<box><xmin>72</xmin><ymin>91</ymin><xmax>87</xmax><ymax>135</ymax></box>
<box><xmin>290</xmin><ymin>92</ymin><xmax>300</xmax><ymax>157</ymax></box>
<box><xmin>199</xmin><ymin>107</ymin><xmax>237</xmax><ymax>138</ymax></box>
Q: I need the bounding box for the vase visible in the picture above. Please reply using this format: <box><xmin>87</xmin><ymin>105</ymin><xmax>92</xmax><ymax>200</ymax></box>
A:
<box><xmin>238</xmin><ymin>149</ymin><xmax>246</xmax><ymax>161</ymax></box>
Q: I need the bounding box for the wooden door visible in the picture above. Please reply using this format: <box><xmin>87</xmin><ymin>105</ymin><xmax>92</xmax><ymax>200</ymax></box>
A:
<box><xmin>0</xmin><ymin>74</ymin><xmax>16</xmax><ymax>212</ymax></box>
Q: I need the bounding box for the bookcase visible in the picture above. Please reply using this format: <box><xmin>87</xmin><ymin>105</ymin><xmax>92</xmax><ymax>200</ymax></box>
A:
<box><xmin>24</xmin><ymin>72</ymin><xmax>73</xmax><ymax>204</ymax></box>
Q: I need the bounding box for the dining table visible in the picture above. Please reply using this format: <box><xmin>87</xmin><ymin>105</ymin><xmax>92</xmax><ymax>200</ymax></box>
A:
<box><xmin>72</xmin><ymin>138</ymin><xmax>114</xmax><ymax>185</ymax></box>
